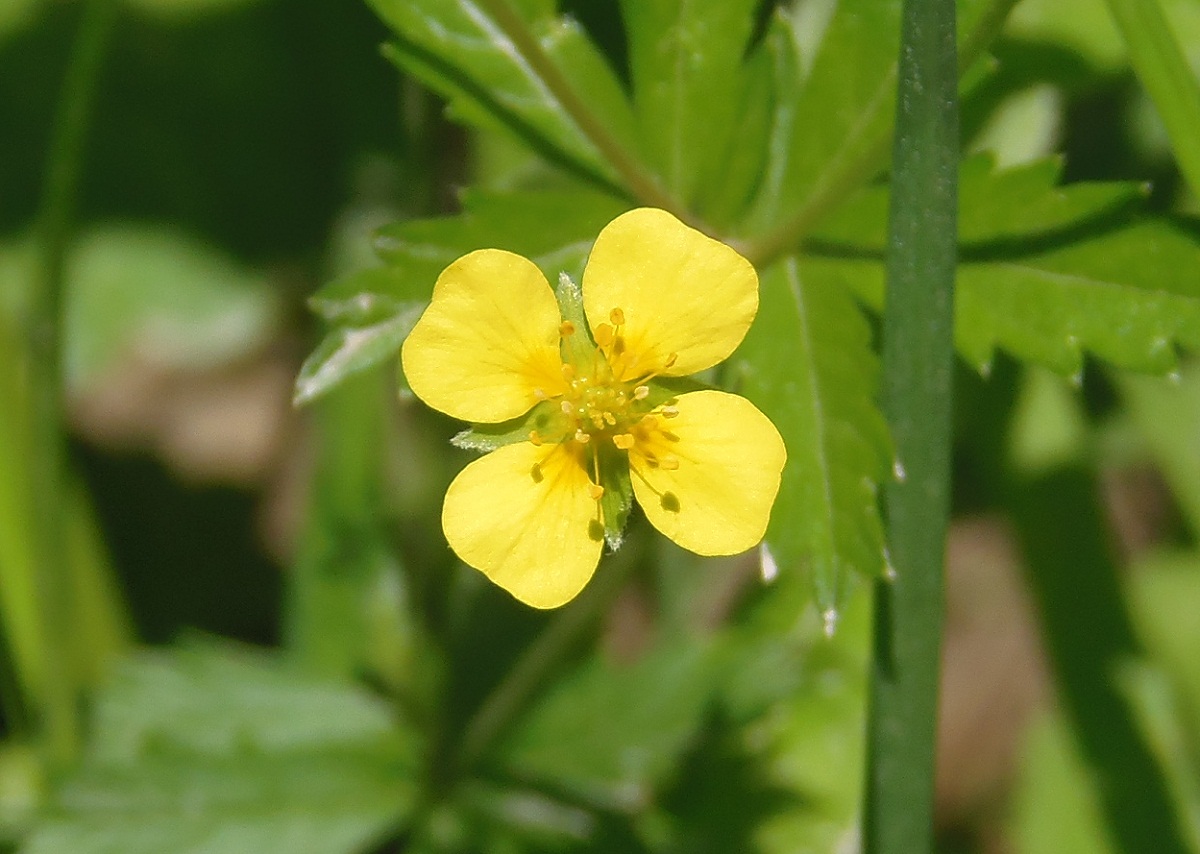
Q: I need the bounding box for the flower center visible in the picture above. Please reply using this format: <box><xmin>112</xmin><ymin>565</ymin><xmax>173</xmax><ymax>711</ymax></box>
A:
<box><xmin>527</xmin><ymin>306</ymin><xmax>681</xmax><ymax>501</ymax></box>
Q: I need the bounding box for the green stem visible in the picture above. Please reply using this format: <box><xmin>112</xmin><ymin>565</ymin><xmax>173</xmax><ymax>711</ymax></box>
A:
<box><xmin>474</xmin><ymin>0</ymin><xmax>686</xmax><ymax>219</ymax></box>
<box><xmin>740</xmin><ymin>0</ymin><xmax>1017</xmax><ymax>270</ymax></box>
<box><xmin>863</xmin><ymin>0</ymin><xmax>958</xmax><ymax>850</ymax></box>
<box><xmin>1103</xmin><ymin>0</ymin><xmax>1200</xmax><ymax>201</ymax></box>
<box><xmin>28</xmin><ymin>0</ymin><xmax>117</xmax><ymax>765</ymax></box>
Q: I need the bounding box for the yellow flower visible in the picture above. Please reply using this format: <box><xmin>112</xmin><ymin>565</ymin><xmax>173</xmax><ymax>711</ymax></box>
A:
<box><xmin>401</xmin><ymin>208</ymin><xmax>786</xmax><ymax>609</ymax></box>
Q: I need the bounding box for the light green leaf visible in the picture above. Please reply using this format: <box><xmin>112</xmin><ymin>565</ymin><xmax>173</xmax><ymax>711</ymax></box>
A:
<box><xmin>293</xmin><ymin>306</ymin><xmax>423</xmax><ymax>407</ymax></box>
<box><xmin>371</xmin><ymin>0</ymin><xmax>636</xmax><ymax>187</ymax></box>
<box><xmin>734</xmin><ymin>258</ymin><xmax>891</xmax><ymax>614</ymax></box>
<box><xmin>23</xmin><ymin>641</ymin><xmax>416</xmax><ymax>854</ymax></box>
<box><xmin>619</xmin><ymin>0</ymin><xmax>760</xmax><ymax>207</ymax></box>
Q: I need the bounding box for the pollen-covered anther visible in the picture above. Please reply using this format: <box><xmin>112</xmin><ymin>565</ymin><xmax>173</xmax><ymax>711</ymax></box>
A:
<box><xmin>603</xmin><ymin>412</ymin><xmax>617</xmax><ymax>426</ymax></box>
<box><xmin>559</xmin><ymin>320</ymin><xmax>576</xmax><ymax>337</ymax></box>
<box><xmin>659</xmin><ymin>455</ymin><xmax>680</xmax><ymax>471</ymax></box>
<box><xmin>561</xmin><ymin>363</ymin><xmax>576</xmax><ymax>381</ymax></box>
<box><xmin>574</xmin><ymin>429</ymin><xmax>591</xmax><ymax>444</ymax></box>
<box><xmin>593</xmin><ymin>323</ymin><xmax>615</xmax><ymax>347</ymax></box>
<box><xmin>588</xmin><ymin>483</ymin><xmax>605</xmax><ymax>501</ymax></box>
<box><xmin>560</xmin><ymin>400</ymin><xmax>575</xmax><ymax>416</ymax></box>
<box><xmin>529</xmin><ymin>430</ymin><xmax>544</xmax><ymax>446</ymax></box>
<box><xmin>613</xmin><ymin>433</ymin><xmax>635</xmax><ymax>450</ymax></box>
<box><xmin>533</xmin><ymin>387</ymin><xmax>547</xmax><ymax>401</ymax></box>
<box><xmin>609</xmin><ymin>307</ymin><xmax>625</xmax><ymax>326</ymax></box>
<box><xmin>633</xmin><ymin>385</ymin><xmax>650</xmax><ymax>401</ymax></box>
<box><xmin>660</xmin><ymin>405</ymin><xmax>680</xmax><ymax>418</ymax></box>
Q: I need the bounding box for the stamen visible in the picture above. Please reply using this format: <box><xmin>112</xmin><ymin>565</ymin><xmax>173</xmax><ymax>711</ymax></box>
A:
<box><xmin>664</xmin><ymin>352</ymin><xmax>678</xmax><ymax>369</ymax></box>
<box><xmin>660</xmin><ymin>405</ymin><xmax>679</xmax><ymax>418</ymax></box>
<box><xmin>561</xmin><ymin>363</ymin><xmax>576</xmax><ymax>381</ymax></box>
<box><xmin>603</xmin><ymin>412</ymin><xmax>617</xmax><ymax>426</ymax></box>
<box><xmin>593</xmin><ymin>323</ymin><xmax>614</xmax><ymax>347</ymax></box>
<box><xmin>529</xmin><ymin>430</ymin><xmax>543</xmax><ymax>446</ymax></box>
<box><xmin>559</xmin><ymin>320</ymin><xmax>575</xmax><ymax>337</ymax></box>
<box><xmin>613</xmin><ymin>433</ymin><xmax>634</xmax><ymax>450</ymax></box>
<box><xmin>633</xmin><ymin>385</ymin><xmax>650</xmax><ymax>400</ymax></box>
<box><xmin>609</xmin><ymin>307</ymin><xmax>625</xmax><ymax>326</ymax></box>
<box><xmin>588</xmin><ymin>483</ymin><xmax>605</xmax><ymax>501</ymax></box>
<box><xmin>561</xmin><ymin>400</ymin><xmax>575</xmax><ymax>416</ymax></box>
<box><xmin>659</xmin><ymin>455</ymin><xmax>680</xmax><ymax>471</ymax></box>
<box><xmin>533</xmin><ymin>387</ymin><xmax>547</xmax><ymax>400</ymax></box>
<box><xmin>574</xmin><ymin>429</ymin><xmax>590</xmax><ymax>444</ymax></box>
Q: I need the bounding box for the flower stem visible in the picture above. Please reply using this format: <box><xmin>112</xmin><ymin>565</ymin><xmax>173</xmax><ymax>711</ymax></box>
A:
<box><xmin>474</xmin><ymin>0</ymin><xmax>687</xmax><ymax>219</ymax></box>
<box><xmin>863</xmin><ymin>0</ymin><xmax>958</xmax><ymax>848</ymax></box>
<box><xmin>27</xmin><ymin>0</ymin><xmax>117</xmax><ymax>766</ymax></box>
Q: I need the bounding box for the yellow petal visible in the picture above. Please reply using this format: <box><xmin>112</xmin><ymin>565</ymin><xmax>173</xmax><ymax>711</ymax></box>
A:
<box><xmin>630</xmin><ymin>390</ymin><xmax>785</xmax><ymax>556</ymax></box>
<box><xmin>582</xmin><ymin>209</ymin><xmax>758</xmax><ymax>379</ymax></box>
<box><xmin>442</xmin><ymin>442</ymin><xmax>604</xmax><ymax>609</ymax></box>
<box><xmin>401</xmin><ymin>249</ymin><xmax>566</xmax><ymax>423</ymax></box>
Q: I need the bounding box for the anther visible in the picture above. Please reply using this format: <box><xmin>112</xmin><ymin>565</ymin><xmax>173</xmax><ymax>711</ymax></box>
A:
<box><xmin>561</xmin><ymin>363</ymin><xmax>576</xmax><ymax>381</ymax></box>
<box><xmin>603</xmin><ymin>412</ymin><xmax>617</xmax><ymax>426</ymax></box>
<box><xmin>633</xmin><ymin>385</ymin><xmax>650</xmax><ymax>400</ymax></box>
<box><xmin>588</xmin><ymin>483</ymin><xmax>605</xmax><ymax>501</ymax></box>
<box><xmin>664</xmin><ymin>352</ymin><xmax>678</xmax><ymax>369</ymax></box>
<box><xmin>609</xmin><ymin>307</ymin><xmax>625</xmax><ymax>326</ymax></box>
<box><xmin>533</xmin><ymin>387</ymin><xmax>547</xmax><ymax>400</ymax></box>
<box><xmin>561</xmin><ymin>400</ymin><xmax>575</xmax><ymax>416</ymax></box>
<box><xmin>574</xmin><ymin>430</ymin><xmax>591</xmax><ymax>444</ymax></box>
<box><xmin>559</xmin><ymin>320</ymin><xmax>575</xmax><ymax>337</ymax></box>
<box><xmin>593</xmin><ymin>324</ymin><xmax>614</xmax><ymax>347</ymax></box>
<box><xmin>659</xmin><ymin>455</ymin><xmax>680</xmax><ymax>471</ymax></box>
<box><xmin>613</xmin><ymin>433</ymin><xmax>635</xmax><ymax>450</ymax></box>
<box><xmin>529</xmin><ymin>430</ymin><xmax>543</xmax><ymax>446</ymax></box>
<box><xmin>660</xmin><ymin>405</ymin><xmax>679</xmax><ymax>418</ymax></box>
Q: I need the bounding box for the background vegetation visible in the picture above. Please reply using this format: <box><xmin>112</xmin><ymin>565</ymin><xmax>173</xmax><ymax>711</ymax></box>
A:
<box><xmin>3</xmin><ymin>0</ymin><xmax>1200</xmax><ymax>851</ymax></box>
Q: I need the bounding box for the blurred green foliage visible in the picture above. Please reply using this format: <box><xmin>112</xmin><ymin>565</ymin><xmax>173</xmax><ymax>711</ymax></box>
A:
<box><xmin>4</xmin><ymin>0</ymin><xmax>1200</xmax><ymax>852</ymax></box>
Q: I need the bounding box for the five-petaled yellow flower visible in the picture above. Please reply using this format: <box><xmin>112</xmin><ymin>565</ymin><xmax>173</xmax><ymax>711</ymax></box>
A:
<box><xmin>401</xmin><ymin>208</ymin><xmax>786</xmax><ymax>609</ymax></box>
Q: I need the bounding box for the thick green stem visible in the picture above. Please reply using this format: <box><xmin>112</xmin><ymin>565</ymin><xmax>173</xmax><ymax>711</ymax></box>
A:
<box><xmin>28</xmin><ymin>0</ymin><xmax>117</xmax><ymax>765</ymax></box>
<box><xmin>863</xmin><ymin>0</ymin><xmax>958</xmax><ymax>849</ymax></box>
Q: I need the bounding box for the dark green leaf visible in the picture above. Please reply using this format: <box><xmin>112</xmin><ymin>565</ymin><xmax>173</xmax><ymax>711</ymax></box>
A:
<box><xmin>619</xmin><ymin>0</ymin><xmax>759</xmax><ymax>207</ymax></box>
<box><xmin>371</xmin><ymin>0</ymin><xmax>636</xmax><ymax>186</ymax></box>
<box><xmin>499</xmin><ymin>639</ymin><xmax>720</xmax><ymax>811</ymax></box>
<box><xmin>734</xmin><ymin>257</ymin><xmax>891</xmax><ymax>614</ymax></box>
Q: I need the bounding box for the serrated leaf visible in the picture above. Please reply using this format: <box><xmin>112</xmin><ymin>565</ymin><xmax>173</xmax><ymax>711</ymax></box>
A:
<box><xmin>368</xmin><ymin>188</ymin><xmax>627</xmax><ymax>289</ymax></box>
<box><xmin>810</xmin><ymin>220</ymin><xmax>1200</xmax><ymax>377</ymax></box>
<box><xmin>811</xmin><ymin>156</ymin><xmax>1147</xmax><ymax>249</ymax></box>
<box><xmin>371</xmin><ymin>0</ymin><xmax>636</xmax><ymax>187</ymax></box>
<box><xmin>293</xmin><ymin>306</ymin><xmax>423</xmax><ymax>407</ymax></box>
<box><xmin>620</xmin><ymin>0</ymin><xmax>760</xmax><ymax>207</ymax></box>
<box><xmin>734</xmin><ymin>258</ymin><xmax>891</xmax><ymax>615</ymax></box>
<box><xmin>24</xmin><ymin>641</ymin><xmax>416</xmax><ymax>854</ymax></box>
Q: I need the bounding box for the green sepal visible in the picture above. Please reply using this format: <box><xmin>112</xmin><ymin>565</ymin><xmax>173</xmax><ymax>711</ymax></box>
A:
<box><xmin>554</xmin><ymin>271</ymin><xmax>598</xmax><ymax>367</ymax></box>
<box><xmin>597</xmin><ymin>445</ymin><xmax>634</xmax><ymax>552</ymax></box>
<box><xmin>642</xmin><ymin>375</ymin><xmax>710</xmax><ymax>408</ymax></box>
<box><xmin>450</xmin><ymin>401</ymin><xmax>565</xmax><ymax>454</ymax></box>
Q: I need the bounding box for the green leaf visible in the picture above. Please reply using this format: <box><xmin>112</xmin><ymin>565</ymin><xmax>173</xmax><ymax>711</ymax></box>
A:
<box><xmin>24</xmin><ymin>641</ymin><xmax>417</xmax><ymax>854</ymax></box>
<box><xmin>293</xmin><ymin>306</ymin><xmax>423</xmax><ymax>407</ymax></box>
<box><xmin>619</xmin><ymin>0</ymin><xmax>760</xmax><ymax>208</ymax></box>
<box><xmin>451</xmin><ymin>401</ymin><xmax>565</xmax><ymax>454</ymax></box>
<box><xmin>371</xmin><ymin>0</ymin><xmax>636</xmax><ymax>187</ymax></box>
<box><xmin>813</xmin><ymin>224</ymin><xmax>1200</xmax><ymax>378</ymax></box>
<box><xmin>499</xmin><ymin>639</ymin><xmax>720</xmax><ymax>811</ymax></box>
<box><xmin>369</xmin><ymin>188</ymin><xmax>627</xmax><ymax>288</ymax></box>
<box><xmin>734</xmin><ymin>257</ymin><xmax>891</xmax><ymax>615</ymax></box>
<box><xmin>812</xmin><ymin>156</ymin><xmax>1148</xmax><ymax>249</ymax></box>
